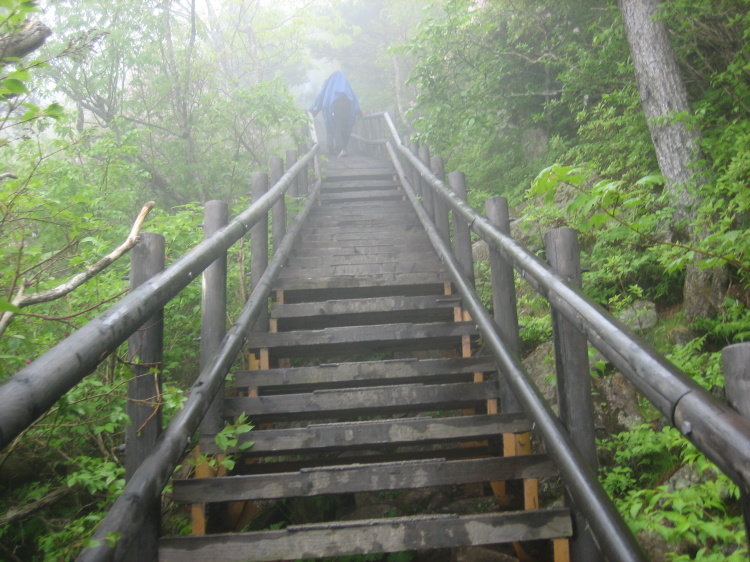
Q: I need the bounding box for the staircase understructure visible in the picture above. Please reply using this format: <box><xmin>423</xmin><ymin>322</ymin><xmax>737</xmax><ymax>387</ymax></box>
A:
<box><xmin>161</xmin><ymin>154</ymin><xmax>573</xmax><ymax>561</ymax></box>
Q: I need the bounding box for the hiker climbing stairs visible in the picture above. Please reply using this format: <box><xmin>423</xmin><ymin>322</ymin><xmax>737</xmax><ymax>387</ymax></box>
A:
<box><xmin>160</xmin><ymin>153</ymin><xmax>573</xmax><ymax>561</ymax></box>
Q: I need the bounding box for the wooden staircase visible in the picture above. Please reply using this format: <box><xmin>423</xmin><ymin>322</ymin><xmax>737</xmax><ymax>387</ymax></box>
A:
<box><xmin>160</xmin><ymin>154</ymin><xmax>572</xmax><ymax>561</ymax></box>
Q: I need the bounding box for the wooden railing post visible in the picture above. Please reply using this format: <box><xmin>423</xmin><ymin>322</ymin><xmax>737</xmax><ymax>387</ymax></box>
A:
<box><xmin>297</xmin><ymin>143</ymin><xmax>309</xmax><ymax>196</ymax></box>
<box><xmin>200</xmin><ymin>200</ymin><xmax>228</xmax><ymax>435</ymax></box>
<box><xmin>270</xmin><ymin>156</ymin><xmax>285</xmax><ymax>253</ymax></box>
<box><xmin>450</xmin><ymin>171</ymin><xmax>474</xmax><ymax>287</ymax></box>
<box><xmin>125</xmin><ymin>231</ymin><xmax>165</xmax><ymax>562</ymax></box>
<box><xmin>251</xmin><ymin>172</ymin><xmax>270</xmax><ymax>336</ymax></box>
<box><xmin>286</xmin><ymin>149</ymin><xmax>299</xmax><ymax>200</ymax></box>
<box><xmin>430</xmin><ymin>156</ymin><xmax>450</xmax><ymax>244</ymax></box>
<box><xmin>418</xmin><ymin>146</ymin><xmax>434</xmax><ymax>221</ymax></box>
<box><xmin>485</xmin><ymin>197</ymin><xmax>521</xmax><ymax>411</ymax></box>
<box><xmin>722</xmin><ymin>342</ymin><xmax>750</xmax><ymax>545</ymax></box>
<box><xmin>408</xmin><ymin>143</ymin><xmax>422</xmax><ymax>199</ymax></box>
<box><xmin>545</xmin><ymin>227</ymin><xmax>601</xmax><ymax>562</ymax></box>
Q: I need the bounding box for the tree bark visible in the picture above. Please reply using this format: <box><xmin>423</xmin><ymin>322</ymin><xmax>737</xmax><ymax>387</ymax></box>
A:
<box><xmin>618</xmin><ymin>0</ymin><xmax>727</xmax><ymax>319</ymax></box>
<box><xmin>0</xmin><ymin>20</ymin><xmax>52</xmax><ymax>61</ymax></box>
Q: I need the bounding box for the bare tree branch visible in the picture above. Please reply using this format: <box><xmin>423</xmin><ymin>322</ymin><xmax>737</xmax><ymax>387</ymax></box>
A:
<box><xmin>0</xmin><ymin>202</ymin><xmax>156</xmax><ymax>337</ymax></box>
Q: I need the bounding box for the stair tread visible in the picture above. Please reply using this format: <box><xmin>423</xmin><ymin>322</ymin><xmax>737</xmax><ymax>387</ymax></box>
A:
<box><xmin>173</xmin><ymin>455</ymin><xmax>557</xmax><ymax>503</ymax></box>
<box><xmin>199</xmin><ymin>413</ymin><xmax>526</xmax><ymax>456</ymax></box>
<box><xmin>235</xmin><ymin>356</ymin><xmax>491</xmax><ymax>389</ymax></box>
<box><xmin>225</xmin><ymin>381</ymin><xmax>498</xmax><ymax>421</ymax></box>
<box><xmin>159</xmin><ymin>510</ymin><xmax>572</xmax><ymax>562</ymax></box>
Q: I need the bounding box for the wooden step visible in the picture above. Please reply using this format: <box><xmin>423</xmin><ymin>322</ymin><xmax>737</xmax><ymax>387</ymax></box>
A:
<box><xmin>199</xmin><ymin>413</ymin><xmax>527</xmax><ymax>456</ymax></box>
<box><xmin>321</xmin><ymin>179</ymin><xmax>400</xmax><ymax>191</ymax></box>
<box><xmin>320</xmin><ymin>166</ymin><xmax>396</xmax><ymax>180</ymax></box>
<box><xmin>236</xmin><ymin>356</ymin><xmax>489</xmax><ymax>391</ymax></box>
<box><xmin>269</xmin><ymin>296</ymin><xmax>460</xmax><ymax>329</ymax></box>
<box><xmin>278</xmin><ymin>261</ymin><xmax>445</xmax><ymax>280</ymax></box>
<box><xmin>285</xmin><ymin>251</ymin><xmax>438</xmax><ymax>269</ymax></box>
<box><xmin>319</xmin><ymin>190</ymin><xmax>403</xmax><ymax>203</ymax></box>
<box><xmin>273</xmin><ymin>271</ymin><xmax>451</xmax><ymax>292</ymax></box>
<box><xmin>225</xmin><ymin>381</ymin><xmax>498</xmax><ymax>422</ymax></box>
<box><xmin>247</xmin><ymin>321</ymin><xmax>476</xmax><ymax>357</ymax></box>
<box><xmin>159</xmin><ymin>510</ymin><xmax>572</xmax><ymax>562</ymax></box>
<box><xmin>173</xmin><ymin>455</ymin><xmax>556</xmax><ymax>503</ymax></box>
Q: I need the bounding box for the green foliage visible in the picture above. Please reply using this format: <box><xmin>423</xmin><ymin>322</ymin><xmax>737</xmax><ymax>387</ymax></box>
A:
<box><xmin>213</xmin><ymin>413</ymin><xmax>255</xmax><ymax>472</ymax></box>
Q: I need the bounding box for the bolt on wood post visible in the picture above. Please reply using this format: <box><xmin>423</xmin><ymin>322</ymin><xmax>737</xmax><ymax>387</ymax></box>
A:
<box><xmin>270</xmin><ymin>156</ymin><xmax>285</xmax><ymax>253</ymax></box>
<box><xmin>430</xmin><ymin>156</ymin><xmax>451</xmax><ymax>245</ymax></box>
<box><xmin>418</xmin><ymin>146</ymin><xmax>434</xmax><ymax>221</ymax></box>
<box><xmin>545</xmin><ymin>227</ymin><xmax>601</xmax><ymax>562</ymax></box>
<box><xmin>722</xmin><ymin>342</ymin><xmax>750</xmax><ymax>545</ymax></box>
<box><xmin>450</xmin><ymin>171</ymin><xmax>475</xmax><ymax>287</ymax></box>
<box><xmin>125</xmin><ymin>231</ymin><xmax>165</xmax><ymax>562</ymax></box>
<box><xmin>251</xmin><ymin>172</ymin><xmax>270</xmax><ymax>335</ymax></box>
<box><xmin>199</xmin><ymin>200</ymin><xmax>228</xmax><ymax>436</ymax></box>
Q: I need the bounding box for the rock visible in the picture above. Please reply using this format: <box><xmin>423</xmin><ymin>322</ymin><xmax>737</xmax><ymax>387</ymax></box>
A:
<box><xmin>618</xmin><ymin>300</ymin><xmax>658</xmax><ymax>331</ymax></box>
<box><xmin>684</xmin><ymin>264</ymin><xmax>729</xmax><ymax>320</ymax></box>
<box><xmin>592</xmin><ymin>372</ymin><xmax>645</xmax><ymax>433</ymax></box>
<box><xmin>472</xmin><ymin>240</ymin><xmax>489</xmax><ymax>263</ymax></box>
<box><xmin>522</xmin><ymin>340</ymin><xmax>558</xmax><ymax>409</ymax></box>
<box><xmin>669</xmin><ymin>324</ymin><xmax>699</xmax><ymax>346</ymax></box>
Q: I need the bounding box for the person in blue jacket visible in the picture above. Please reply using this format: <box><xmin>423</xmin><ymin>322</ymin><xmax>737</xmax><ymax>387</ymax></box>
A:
<box><xmin>309</xmin><ymin>71</ymin><xmax>360</xmax><ymax>157</ymax></box>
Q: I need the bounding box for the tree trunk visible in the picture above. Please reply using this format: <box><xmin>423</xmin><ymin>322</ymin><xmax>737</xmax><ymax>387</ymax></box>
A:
<box><xmin>618</xmin><ymin>0</ymin><xmax>727</xmax><ymax>319</ymax></box>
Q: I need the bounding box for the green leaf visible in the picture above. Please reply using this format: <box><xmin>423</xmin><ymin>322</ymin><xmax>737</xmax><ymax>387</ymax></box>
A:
<box><xmin>0</xmin><ymin>299</ymin><xmax>21</xmax><ymax>313</ymax></box>
<box><xmin>2</xmin><ymin>78</ymin><xmax>27</xmax><ymax>94</ymax></box>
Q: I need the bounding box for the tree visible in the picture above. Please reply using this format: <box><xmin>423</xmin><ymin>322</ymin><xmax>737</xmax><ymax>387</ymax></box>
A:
<box><xmin>617</xmin><ymin>0</ymin><xmax>728</xmax><ymax>319</ymax></box>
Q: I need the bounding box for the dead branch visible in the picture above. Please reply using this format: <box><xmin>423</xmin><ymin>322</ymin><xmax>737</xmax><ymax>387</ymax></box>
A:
<box><xmin>0</xmin><ymin>202</ymin><xmax>156</xmax><ymax>338</ymax></box>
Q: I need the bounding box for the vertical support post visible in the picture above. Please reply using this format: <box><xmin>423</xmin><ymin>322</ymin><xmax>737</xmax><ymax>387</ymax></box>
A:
<box><xmin>297</xmin><ymin>143</ymin><xmax>309</xmax><ymax>196</ymax></box>
<box><xmin>270</xmin><ymin>156</ymin><xmax>285</xmax><ymax>253</ymax></box>
<box><xmin>192</xmin><ymin>201</ymin><xmax>228</xmax><ymax>536</ymax></box>
<box><xmin>485</xmin><ymin>197</ymin><xmax>521</xmax><ymax>413</ymax></box>
<box><xmin>430</xmin><ymin>156</ymin><xmax>450</xmax><ymax>244</ymax></box>
<box><xmin>286</xmin><ymin>149</ymin><xmax>298</xmax><ymax>200</ymax></box>
<box><xmin>251</xmin><ymin>172</ymin><xmax>270</xmax><ymax>335</ymax></box>
<box><xmin>408</xmin><ymin>143</ymin><xmax>422</xmax><ymax>198</ymax></box>
<box><xmin>450</xmin><ymin>171</ymin><xmax>475</xmax><ymax>287</ymax></box>
<box><xmin>545</xmin><ymin>227</ymin><xmax>601</xmax><ymax>562</ymax></box>
<box><xmin>722</xmin><ymin>342</ymin><xmax>750</xmax><ymax>545</ymax></box>
<box><xmin>125</xmin><ymin>232</ymin><xmax>165</xmax><ymax>562</ymax></box>
<box><xmin>418</xmin><ymin>146</ymin><xmax>434</xmax><ymax>221</ymax></box>
<box><xmin>199</xmin><ymin>200</ymin><xmax>228</xmax><ymax>435</ymax></box>
<box><xmin>485</xmin><ymin>196</ymin><xmax>535</xmax><ymax>520</ymax></box>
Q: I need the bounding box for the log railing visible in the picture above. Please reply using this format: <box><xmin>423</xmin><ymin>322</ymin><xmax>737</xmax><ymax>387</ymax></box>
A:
<box><xmin>354</xmin><ymin>110</ymin><xmax>750</xmax><ymax>561</ymax></box>
<box><xmin>0</xmin><ymin>138</ymin><xmax>321</xmax><ymax>561</ymax></box>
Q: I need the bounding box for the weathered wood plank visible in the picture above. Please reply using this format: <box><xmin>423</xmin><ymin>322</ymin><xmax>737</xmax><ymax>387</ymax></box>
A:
<box><xmin>236</xmin><ymin>356</ymin><xmax>489</xmax><ymax>387</ymax></box>
<box><xmin>199</xmin><ymin>413</ymin><xmax>524</xmax><ymax>456</ymax></box>
<box><xmin>319</xmin><ymin>191</ymin><xmax>403</xmax><ymax>203</ymax></box>
<box><xmin>235</xmin><ymin>446</ymin><xmax>494</xmax><ymax>475</ymax></box>
<box><xmin>247</xmin><ymin>321</ymin><xmax>476</xmax><ymax>351</ymax></box>
<box><xmin>159</xmin><ymin>510</ymin><xmax>572</xmax><ymax>562</ymax></box>
<box><xmin>294</xmin><ymin>236</ymin><xmax>433</xmax><ymax>249</ymax></box>
<box><xmin>279</xmin><ymin>261</ymin><xmax>445</xmax><ymax>279</ymax></box>
<box><xmin>225</xmin><ymin>381</ymin><xmax>498</xmax><ymax>421</ymax></box>
<box><xmin>173</xmin><ymin>455</ymin><xmax>556</xmax><ymax>504</ymax></box>
<box><xmin>285</xmin><ymin>252</ymin><xmax>436</xmax><ymax>268</ymax></box>
<box><xmin>271</xmin><ymin>295</ymin><xmax>460</xmax><ymax>319</ymax></box>
<box><xmin>300</xmin><ymin>227</ymin><xmax>424</xmax><ymax>241</ymax></box>
<box><xmin>273</xmin><ymin>272</ymin><xmax>452</xmax><ymax>291</ymax></box>
<box><xmin>321</xmin><ymin>179</ymin><xmax>399</xmax><ymax>190</ymax></box>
